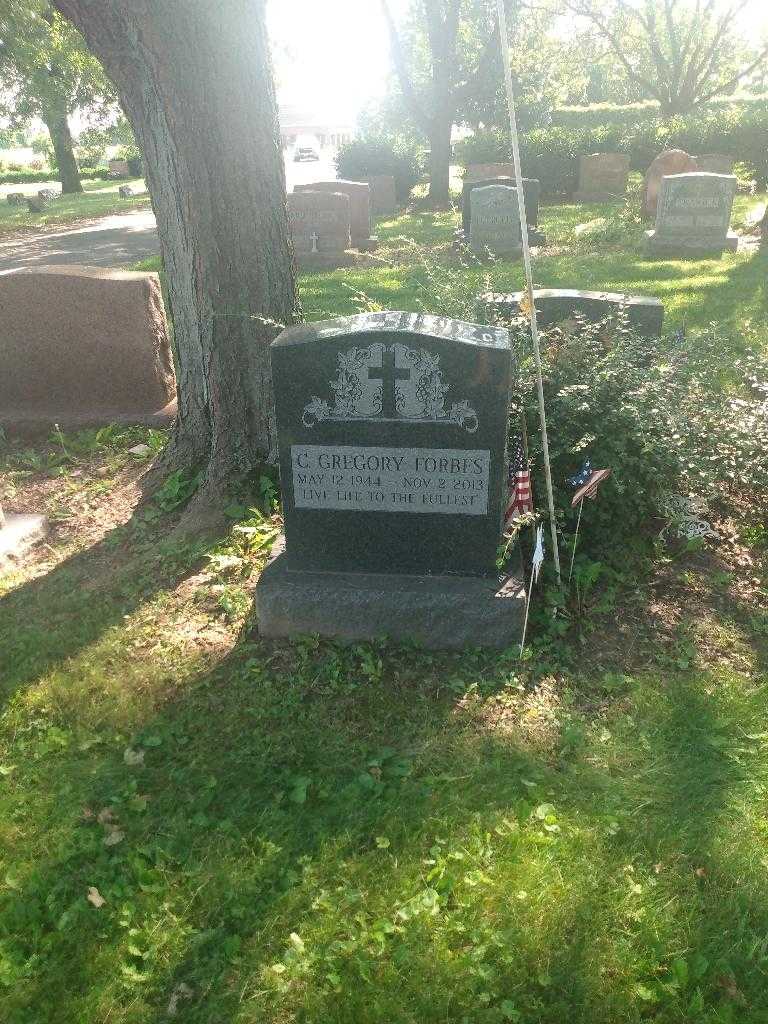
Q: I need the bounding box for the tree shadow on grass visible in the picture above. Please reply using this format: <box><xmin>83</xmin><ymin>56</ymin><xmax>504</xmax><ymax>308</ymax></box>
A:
<box><xmin>4</xmin><ymin>617</ymin><xmax>768</xmax><ymax>1023</ymax></box>
<box><xmin>0</xmin><ymin>513</ymin><xmax>214</xmax><ymax>706</ymax></box>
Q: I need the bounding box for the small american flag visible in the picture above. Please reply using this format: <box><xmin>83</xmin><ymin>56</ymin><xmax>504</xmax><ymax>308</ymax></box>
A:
<box><xmin>568</xmin><ymin>458</ymin><xmax>612</xmax><ymax>507</ymax></box>
<box><xmin>504</xmin><ymin>436</ymin><xmax>533</xmax><ymax>530</ymax></box>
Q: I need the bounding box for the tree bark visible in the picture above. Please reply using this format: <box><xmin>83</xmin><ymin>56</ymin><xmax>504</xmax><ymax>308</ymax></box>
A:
<box><xmin>52</xmin><ymin>0</ymin><xmax>301</xmax><ymax>510</ymax></box>
<box><xmin>42</xmin><ymin>100</ymin><xmax>82</xmax><ymax>194</ymax></box>
<box><xmin>428</xmin><ymin>115</ymin><xmax>453</xmax><ymax>207</ymax></box>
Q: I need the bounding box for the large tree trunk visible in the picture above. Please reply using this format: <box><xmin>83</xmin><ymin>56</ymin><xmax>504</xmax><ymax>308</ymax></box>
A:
<box><xmin>427</xmin><ymin>114</ymin><xmax>453</xmax><ymax>208</ymax></box>
<box><xmin>42</xmin><ymin>100</ymin><xmax>82</xmax><ymax>194</ymax></box>
<box><xmin>52</xmin><ymin>0</ymin><xmax>301</xmax><ymax>511</ymax></box>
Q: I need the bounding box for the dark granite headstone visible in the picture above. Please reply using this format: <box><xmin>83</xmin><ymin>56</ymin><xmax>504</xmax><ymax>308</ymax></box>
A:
<box><xmin>254</xmin><ymin>311</ymin><xmax>524</xmax><ymax>647</ymax></box>
<box><xmin>478</xmin><ymin>288</ymin><xmax>664</xmax><ymax>336</ymax></box>
<box><xmin>644</xmin><ymin>172</ymin><xmax>738</xmax><ymax>257</ymax></box>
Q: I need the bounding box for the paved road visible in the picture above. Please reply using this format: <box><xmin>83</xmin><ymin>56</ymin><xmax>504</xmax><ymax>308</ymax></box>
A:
<box><xmin>0</xmin><ymin>152</ymin><xmax>339</xmax><ymax>275</ymax></box>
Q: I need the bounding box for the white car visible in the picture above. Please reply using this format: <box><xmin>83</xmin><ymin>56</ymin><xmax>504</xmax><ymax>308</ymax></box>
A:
<box><xmin>293</xmin><ymin>138</ymin><xmax>320</xmax><ymax>162</ymax></box>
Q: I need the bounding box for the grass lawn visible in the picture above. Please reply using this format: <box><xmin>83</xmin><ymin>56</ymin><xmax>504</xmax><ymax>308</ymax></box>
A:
<box><xmin>2</xmin><ymin>194</ymin><xmax>768</xmax><ymax>1023</ymax></box>
<box><xmin>0</xmin><ymin>177</ymin><xmax>150</xmax><ymax>238</ymax></box>
<box><xmin>136</xmin><ymin>191</ymin><xmax>768</xmax><ymax>331</ymax></box>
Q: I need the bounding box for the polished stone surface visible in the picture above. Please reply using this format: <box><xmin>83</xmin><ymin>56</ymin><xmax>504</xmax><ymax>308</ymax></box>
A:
<box><xmin>478</xmin><ymin>288</ymin><xmax>665</xmax><ymax>336</ymax></box>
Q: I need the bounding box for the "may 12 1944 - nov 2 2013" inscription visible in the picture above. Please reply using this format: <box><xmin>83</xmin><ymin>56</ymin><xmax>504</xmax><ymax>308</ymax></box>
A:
<box><xmin>291</xmin><ymin>444</ymin><xmax>490</xmax><ymax>515</ymax></box>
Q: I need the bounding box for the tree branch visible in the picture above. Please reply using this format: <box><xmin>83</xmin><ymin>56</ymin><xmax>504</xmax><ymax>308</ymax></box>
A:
<box><xmin>380</xmin><ymin>0</ymin><xmax>432</xmax><ymax>134</ymax></box>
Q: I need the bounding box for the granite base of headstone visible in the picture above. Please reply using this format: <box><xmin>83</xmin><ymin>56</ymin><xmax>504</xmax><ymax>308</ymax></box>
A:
<box><xmin>644</xmin><ymin>172</ymin><xmax>738</xmax><ymax>257</ymax></box>
<box><xmin>0</xmin><ymin>503</ymin><xmax>47</xmax><ymax>569</ymax></box>
<box><xmin>574</xmin><ymin>153</ymin><xmax>630</xmax><ymax>202</ymax></box>
<box><xmin>253</xmin><ymin>311</ymin><xmax>525</xmax><ymax>649</ymax></box>
<box><xmin>295</xmin><ymin>180</ymin><xmax>378</xmax><ymax>250</ymax></box>
<box><xmin>478</xmin><ymin>288</ymin><xmax>664</xmax><ymax>336</ymax></box>
<box><xmin>460</xmin><ymin>176</ymin><xmax>544</xmax><ymax>245</ymax></box>
<box><xmin>0</xmin><ymin>265</ymin><xmax>176</xmax><ymax>431</ymax></box>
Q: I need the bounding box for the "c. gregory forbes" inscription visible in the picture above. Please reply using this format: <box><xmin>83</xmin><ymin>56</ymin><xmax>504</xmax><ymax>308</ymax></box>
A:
<box><xmin>291</xmin><ymin>444</ymin><xmax>490</xmax><ymax>515</ymax></box>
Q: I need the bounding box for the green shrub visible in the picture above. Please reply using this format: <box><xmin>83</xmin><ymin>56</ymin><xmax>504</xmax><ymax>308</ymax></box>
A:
<box><xmin>552</xmin><ymin>95</ymin><xmax>768</xmax><ymax>130</ymax></box>
<box><xmin>0</xmin><ymin>167</ymin><xmax>108</xmax><ymax>185</ymax></box>
<box><xmin>336</xmin><ymin>135</ymin><xmax>423</xmax><ymax>203</ymax></box>
<box><xmin>502</xmin><ymin>318</ymin><xmax>768</xmax><ymax>559</ymax></box>
<box><xmin>456</xmin><ymin>105</ymin><xmax>768</xmax><ymax>194</ymax></box>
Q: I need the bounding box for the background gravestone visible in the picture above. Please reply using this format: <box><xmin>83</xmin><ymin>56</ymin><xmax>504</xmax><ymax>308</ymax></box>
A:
<box><xmin>6</xmin><ymin>193</ymin><xmax>26</xmax><ymax>206</ymax></box>
<box><xmin>287</xmin><ymin>190</ymin><xmax>354</xmax><ymax>269</ymax></box>
<box><xmin>365</xmin><ymin>174</ymin><xmax>397</xmax><ymax>217</ymax></box>
<box><xmin>478</xmin><ymin>288</ymin><xmax>664</xmax><ymax>336</ymax></box>
<box><xmin>108</xmin><ymin>158</ymin><xmax>131</xmax><ymax>177</ymax></box>
<box><xmin>642</xmin><ymin>149</ymin><xmax>698</xmax><ymax>218</ymax></box>
<box><xmin>466</xmin><ymin>162</ymin><xmax>518</xmax><ymax>181</ymax></box>
<box><xmin>295</xmin><ymin>180</ymin><xmax>377</xmax><ymax>250</ymax></box>
<box><xmin>0</xmin><ymin>265</ymin><xmax>175</xmax><ymax>431</ymax></box>
<box><xmin>644</xmin><ymin>172</ymin><xmax>738</xmax><ymax>257</ymax></box>
<box><xmin>469</xmin><ymin>184</ymin><xmax>522</xmax><ymax>258</ymax></box>
<box><xmin>574</xmin><ymin>153</ymin><xmax>630</xmax><ymax>201</ymax></box>
<box><xmin>254</xmin><ymin>311</ymin><xmax>524</xmax><ymax>648</ymax></box>
<box><xmin>695</xmin><ymin>154</ymin><xmax>735</xmax><ymax>175</ymax></box>
<box><xmin>461</xmin><ymin>176</ymin><xmax>542</xmax><ymax>242</ymax></box>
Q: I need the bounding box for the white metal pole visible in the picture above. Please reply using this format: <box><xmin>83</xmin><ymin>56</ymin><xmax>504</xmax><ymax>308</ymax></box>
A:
<box><xmin>495</xmin><ymin>0</ymin><xmax>562</xmax><ymax>585</ymax></box>
<box><xmin>568</xmin><ymin>498</ymin><xmax>584</xmax><ymax>583</ymax></box>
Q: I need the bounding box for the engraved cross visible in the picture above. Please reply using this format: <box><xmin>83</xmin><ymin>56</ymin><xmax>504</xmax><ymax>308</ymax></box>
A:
<box><xmin>368</xmin><ymin>344</ymin><xmax>410</xmax><ymax>418</ymax></box>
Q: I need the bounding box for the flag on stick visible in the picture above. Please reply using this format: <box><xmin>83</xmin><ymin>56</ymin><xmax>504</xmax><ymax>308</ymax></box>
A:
<box><xmin>520</xmin><ymin>524</ymin><xmax>545</xmax><ymax>657</ymax></box>
<box><xmin>566</xmin><ymin>459</ymin><xmax>612</xmax><ymax>582</ymax></box>
<box><xmin>504</xmin><ymin>436</ymin><xmax>533</xmax><ymax>531</ymax></box>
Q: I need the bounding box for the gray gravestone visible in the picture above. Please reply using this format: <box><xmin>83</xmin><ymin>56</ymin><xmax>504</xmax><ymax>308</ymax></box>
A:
<box><xmin>295</xmin><ymin>180</ymin><xmax>378</xmax><ymax>250</ymax></box>
<box><xmin>478</xmin><ymin>288</ymin><xmax>664</xmax><ymax>336</ymax></box>
<box><xmin>287</xmin><ymin>190</ymin><xmax>353</xmax><ymax>269</ymax></box>
<box><xmin>469</xmin><ymin>185</ymin><xmax>522</xmax><ymax>258</ymax></box>
<box><xmin>644</xmin><ymin>172</ymin><xmax>738</xmax><ymax>257</ymax></box>
<box><xmin>6</xmin><ymin>193</ymin><xmax>26</xmax><ymax>207</ymax></box>
<box><xmin>119</xmin><ymin>185</ymin><xmax>134</xmax><ymax>198</ymax></box>
<box><xmin>26</xmin><ymin>197</ymin><xmax>51</xmax><ymax>213</ymax></box>
<box><xmin>574</xmin><ymin>153</ymin><xmax>630</xmax><ymax>201</ymax></box>
<box><xmin>254</xmin><ymin>311</ymin><xmax>524</xmax><ymax>648</ymax></box>
<box><xmin>695</xmin><ymin>154</ymin><xmax>735</xmax><ymax>175</ymax></box>
<box><xmin>366</xmin><ymin>174</ymin><xmax>397</xmax><ymax>217</ymax></box>
<box><xmin>37</xmin><ymin>188</ymin><xmax>59</xmax><ymax>201</ymax></box>
<box><xmin>461</xmin><ymin>176</ymin><xmax>541</xmax><ymax>236</ymax></box>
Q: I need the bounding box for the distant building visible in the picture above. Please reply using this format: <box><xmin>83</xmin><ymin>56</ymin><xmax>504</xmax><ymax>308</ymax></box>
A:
<box><xmin>278</xmin><ymin>103</ymin><xmax>355</xmax><ymax>150</ymax></box>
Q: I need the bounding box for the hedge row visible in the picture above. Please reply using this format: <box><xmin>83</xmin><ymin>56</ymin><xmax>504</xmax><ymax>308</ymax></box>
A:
<box><xmin>551</xmin><ymin>94</ymin><xmax>768</xmax><ymax>130</ymax></box>
<box><xmin>455</xmin><ymin>106</ymin><xmax>768</xmax><ymax>194</ymax></box>
<box><xmin>0</xmin><ymin>167</ymin><xmax>109</xmax><ymax>185</ymax></box>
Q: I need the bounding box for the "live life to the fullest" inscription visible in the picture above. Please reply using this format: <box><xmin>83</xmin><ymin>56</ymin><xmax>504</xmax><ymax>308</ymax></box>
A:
<box><xmin>291</xmin><ymin>444</ymin><xmax>491</xmax><ymax>515</ymax></box>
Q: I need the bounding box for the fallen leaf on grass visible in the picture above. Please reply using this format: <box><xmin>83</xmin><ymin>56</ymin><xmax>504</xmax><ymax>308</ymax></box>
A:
<box><xmin>96</xmin><ymin>807</ymin><xmax>115</xmax><ymax>824</ymax></box>
<box><xmin>86</xmin><ymin>886</ymin><xmax>105</xmax><ymax>908</ymax></box>
<box><xmin>694</xmin><ymin>866</ymin><xmax>707</xmax><ymax>878</ymax></box>
<box><xmin>103</xmin><ymin>825</ymin><xmax>125</xmax><ymax>847</ymax></box>
<box><xmin>123</xmin><ymin>747</ymin><xmax>145</xmax><ymax>766</ymax></box>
